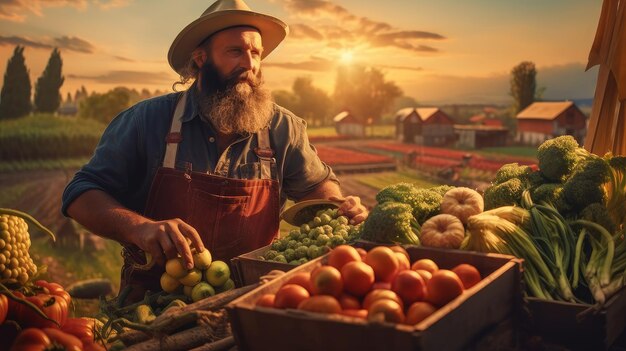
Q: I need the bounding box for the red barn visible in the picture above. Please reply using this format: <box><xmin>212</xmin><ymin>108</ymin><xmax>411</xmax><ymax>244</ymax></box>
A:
<box><xmin>516</xmin><ymin>102</ymin><xmax>587</xmax><ymax>145</ymax></box>
<box><xmin>396</xmin><ymin>107</ymin><xmax>456</xmax><ymax>146</ymax></box>
<box><xmin>333</xmin><ymin>111</ymin><xmax>365</xmax><ymax>137</ymax></box>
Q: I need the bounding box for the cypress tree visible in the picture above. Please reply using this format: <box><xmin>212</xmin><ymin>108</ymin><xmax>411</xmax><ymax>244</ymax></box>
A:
<box><xmin>34</xmin><ymin>48</ymin><xmax>64</xmax><ymax>113</ymax></box>
<box><xmin>0</xmin><ymin>46</ymin><xmax>31</xmax><ymax>119</ymax></box>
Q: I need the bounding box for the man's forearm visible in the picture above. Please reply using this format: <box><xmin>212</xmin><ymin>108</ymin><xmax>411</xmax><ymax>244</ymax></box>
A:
<box><xmin>298</xmin><ymin>180</ymin><xmax>342</xmax><ymax>201</ymax></box>
<box><xmin>66</xmin><ymin>189</ymin><xmax>150</xmax><ymax>246</ymax></box>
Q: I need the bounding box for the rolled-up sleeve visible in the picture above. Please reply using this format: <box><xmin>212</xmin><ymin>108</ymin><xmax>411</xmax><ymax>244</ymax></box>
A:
<box><xmin>61</xmin><ymin>106</ymin><xmax>143</xmax><ymax>216</ymax></box>
<box><xmin>281</xmin><ymin>117</ymin><xmax>339</xmax><ymax>200</ymax></box>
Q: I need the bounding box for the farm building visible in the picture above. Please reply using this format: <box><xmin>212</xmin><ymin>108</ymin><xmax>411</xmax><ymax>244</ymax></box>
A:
<box><xmin>516</xmin><ymin>101</ymin><xmax>587</xmax><ymax>145</ymax></box>
<box><xmin>333</xmin><ymin>111</ymin><xmax>365</xmax><ymax>137</ymax></box>
<box><xmin>455</xmin><ymin>124</ymin><xmax>509</xmax><ymax>149</ymax></box>
<box><xmin>395</xmin><ymin>107</ymin><xmax>456</xmax><ymax>146</ymax></box>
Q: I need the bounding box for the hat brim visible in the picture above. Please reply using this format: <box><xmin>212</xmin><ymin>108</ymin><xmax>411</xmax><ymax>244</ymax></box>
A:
<box><xmin>280</xmin><ymin>199</ymin><xmax>341</xmax><ymax>227</ymax></box>
<box><xmin>168</xmin><ymin>10</ymin><xmax>288</xmax><ymax>75</ymax></box>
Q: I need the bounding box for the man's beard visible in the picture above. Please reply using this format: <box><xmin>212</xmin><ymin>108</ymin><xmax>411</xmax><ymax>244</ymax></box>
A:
<box><xmin>196</xmin><ymin>61</ymin><xmax>274</xmax><ymax>135</ymax></box>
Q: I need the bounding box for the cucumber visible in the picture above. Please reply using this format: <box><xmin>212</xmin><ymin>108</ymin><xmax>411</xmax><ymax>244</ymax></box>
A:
<box><xmin>66</xmin><ymin>278</ymin><xmax>114</xmax><ymax>299</ymax></box>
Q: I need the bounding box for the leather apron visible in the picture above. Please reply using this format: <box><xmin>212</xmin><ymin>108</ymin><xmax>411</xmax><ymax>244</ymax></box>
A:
<box><xmin>119</xmin><ymin>92</ymin><xmax>280</xmax><ymax>302</ymax></box>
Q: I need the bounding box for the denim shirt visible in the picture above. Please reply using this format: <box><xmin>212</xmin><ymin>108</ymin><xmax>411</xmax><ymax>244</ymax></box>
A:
<box><xmin>61</xmin><ymin>88</ymin><xmax>338</xmax><ymax>216</ymax></box>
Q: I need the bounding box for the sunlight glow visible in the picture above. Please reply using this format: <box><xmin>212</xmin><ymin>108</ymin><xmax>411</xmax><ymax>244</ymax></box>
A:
<box><xmin>340</xmin><ymin>50</ymin><xmax>354</xmax><ymax>63</ymax></box>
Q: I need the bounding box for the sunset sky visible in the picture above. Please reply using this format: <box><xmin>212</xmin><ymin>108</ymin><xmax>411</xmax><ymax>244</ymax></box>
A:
<box><xmin>0</xmin><ymin>0</ymin><xmax>603</xmax><ymax>104</ymax></box>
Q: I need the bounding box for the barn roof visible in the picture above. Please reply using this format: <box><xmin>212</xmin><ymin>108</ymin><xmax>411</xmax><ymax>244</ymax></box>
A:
<box><xmin>333</xmin><ymin>111</ymin><xmax>351</xmax><ymax>122</ymax></box>
<box><xmin>516</xmin><ymin>101</ymin><xmax>574</xmax><ymax>120</ymax></box>
<box><xmin>396</xmin><ymin>107</ymin><xmax>440</xmax><ymax>122</ymax></box>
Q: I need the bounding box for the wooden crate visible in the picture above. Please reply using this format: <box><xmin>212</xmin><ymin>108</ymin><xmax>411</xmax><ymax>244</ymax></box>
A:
<box><xmin>227</xmin><ymin>245</ymin><xmax>523</xmax><ymax>351</ymax></box>
<box><xmin>526</xmin><ymin>287</ymin><xmax>626</xmax><ymax>350</ymax></box>
<box><xmin>230</xmin><ymin>245</ymin><xmax>297</xmax><ymax>287</ymax></box>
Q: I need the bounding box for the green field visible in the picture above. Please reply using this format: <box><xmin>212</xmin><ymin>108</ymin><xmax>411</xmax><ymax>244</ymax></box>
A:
<box><xmin>476</xmin><ymin>146</ymin><xmax>538</xmax><ymax>159</ymax></box>
<box><xmin>354</xmin><ymin>171</ymin><xmax>440</xmax><ymax>190</ymax></box>
<box><xmin>307</xmin><ymin>125</ymin><xmax>395</xmax><ymax>138</ymax></box>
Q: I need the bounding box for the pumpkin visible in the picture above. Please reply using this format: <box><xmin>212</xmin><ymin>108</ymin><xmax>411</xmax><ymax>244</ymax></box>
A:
<box><xmin>440</xmin><ymin>187</ymin><xmax>484</xmax><ymax>224</ymax></box>
<box><xmin>420</xmin><ymin>214</ymin><xmax>465</xmax><ymax>249</ymax></box>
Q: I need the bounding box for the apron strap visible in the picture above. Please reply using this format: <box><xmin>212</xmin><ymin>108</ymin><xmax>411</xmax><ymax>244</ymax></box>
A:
<box><xmin>255</xmin><ymin>128</ymin><xmax>274</xmax><ymax>180</ymax></box>
<box><xmin>163</xmin><ymin>91</ymin><xmax>187</xmax><ymax>169</ymax></box>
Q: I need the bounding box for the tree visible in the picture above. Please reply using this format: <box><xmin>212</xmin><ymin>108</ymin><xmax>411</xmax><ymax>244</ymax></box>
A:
<box><xmin>34</xmin><ymin>48</ymin><xmax>64</xmax><ymax>113</ymax></box>
<box><xmin>79</xmin><ymin>87</ymin><xmax>131</xmax><ymax>124</ymax></box>
<box><xmin>0</xmin><ymin>46</ymin><xmax>31</xmax><ymax>119</ymax></box>
<box><xmin>509</xmin><ymin>61</ymin><xmax>537</xmax><ymax>115</ymax></box>
<box><xmin>292</xmin><ymin>76</ymin><xmax>332</xmax><ymax>126</ymax></box>
<box><xmin>333</xmin><ymin>65</ymin><xmax>402</xmax><ymax>124</ymax></box>
<box><xmin>272</xmin><ymin>89</ymin><xmax>298</xmax><ymax>113</ymax></box>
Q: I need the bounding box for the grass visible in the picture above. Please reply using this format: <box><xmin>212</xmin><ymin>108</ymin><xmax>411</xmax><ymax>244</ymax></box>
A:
<box><xmin>307</xmin><ymin>124</ymin><xmax>395</xmax><ymax>138</ymax></box>
<box><xmin>477</xmin><ymin>146</ymin><xmax>538</xmax><ymax>159</ymax></box>
<box><xmin>355</xmin><ymin>171</ymin><xmax>441</xmax><ymax>190</ymax></box>
<box><xmin>0</xmin><ymin>158</ymin><xmax>90</xmax><ymax>173</ymax></box>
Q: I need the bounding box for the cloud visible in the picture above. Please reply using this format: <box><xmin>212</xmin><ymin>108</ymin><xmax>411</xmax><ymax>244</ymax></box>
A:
<box><xmin>280</xmin><ymin>0</ymin><xmax>445</xmax><ymax>54</ymax></box>
<box><xmin>289</xmin><ymin>24</ymin><xmax>324</xmax><ymax>41</ymax></box>
<box><xmin>377</xmin><ymin>65</ymin><xmax>423</xmax><ymax>72</ymax></box>
<box><xmin>112</xmin><ymin>55</ymin><xmax>135</xmax><ymax>62</ymax></box>
<box><xmin>0</xmin><ymin>35</ymin><xmax>95</xmax><ymax>53</ymax></box>
<box><xmin>264</xmin><ymin>57</ymin><xmax>335</xmax><ymax>72</ymax></box>
<box><xmin>67</xmin><ymin>70</ymin><xmax>173</xmax><ymax>85</ymax></box>
<box><xmin>0</xmin><ymin>0</ymin><xmax>131</xmax><ymax>21</ymax></box>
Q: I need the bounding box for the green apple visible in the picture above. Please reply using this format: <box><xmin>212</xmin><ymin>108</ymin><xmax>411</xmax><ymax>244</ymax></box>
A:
<box><xmin>191</xmin><ymin>282</ymin><xmax>215</xmax><ymax>302</ymax></box>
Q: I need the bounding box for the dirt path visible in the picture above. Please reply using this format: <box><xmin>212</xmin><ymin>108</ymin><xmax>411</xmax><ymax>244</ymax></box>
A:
<box><xmin>335</xmin><ymin>174</ymin><xmax>379</xmax><ymax>209</ymax></box>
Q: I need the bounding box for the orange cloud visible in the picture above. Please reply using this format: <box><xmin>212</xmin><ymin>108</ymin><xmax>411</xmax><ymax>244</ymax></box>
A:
<box><xmin>68</xmin><ymin>70</ymin><xmax>173</xmax><ymax>85</ymax></box>
<box><xmin>0</xmin><ymin>35</ymin><xmax>95</xmax><ymax>53</ymax></box>
<box><xmin>0</xmin><ymin>0</ymin><xmax>131</xmax><ymax>22</ymax></box>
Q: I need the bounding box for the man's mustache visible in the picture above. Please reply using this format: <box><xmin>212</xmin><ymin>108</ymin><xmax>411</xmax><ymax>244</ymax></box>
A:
<box><xmin>226</xmin><ymin>68</ymin><xmax>259</xmax><ymax>87</ymax></box>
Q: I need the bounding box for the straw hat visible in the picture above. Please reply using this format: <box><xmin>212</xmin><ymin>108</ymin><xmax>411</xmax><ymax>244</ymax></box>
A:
<box><xmin>168</xmin><ymin>0</ymin><xmax>288</xmax><ymax>75</ymax></box>
<box><xmin>280</xmin><ymin>199</ymin><xmax>341</xmax><ymax>226</ymax></box>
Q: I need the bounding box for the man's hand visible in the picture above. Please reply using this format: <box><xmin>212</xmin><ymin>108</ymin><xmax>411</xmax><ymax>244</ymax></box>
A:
<box><xmin>329</xmin><ymin>195</ymin><xmax>368</xmax><ymax>225</ymax></box>
<box><xmin>131</xmin><ymin>218</ymin><xmax>205</xmax><ymax>270</ymax></box>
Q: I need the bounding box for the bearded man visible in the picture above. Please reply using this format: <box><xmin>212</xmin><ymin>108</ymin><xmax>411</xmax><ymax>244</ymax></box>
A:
<box><xmin>61</xmin><ymin>0</ymin><xmax>367</xmax><ymax>301</ymax></box>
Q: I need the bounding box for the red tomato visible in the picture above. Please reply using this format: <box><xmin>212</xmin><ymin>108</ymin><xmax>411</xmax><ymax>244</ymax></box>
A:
<box><xmin>9</xmin><ymin>328</ymin><xmax>51</xmax><ymax>351</ymax></box>
<box><xmin>411</xmin><ymin>259</ymin><xmax>439</xmax><ymax>274</ymax></box>
<box><xmin>405</xmin><ymin>302</ymin><xmax>437</xmax><ymax>325</ymax></box>
<box><xmin>340</xmin><ymin>309</ymin><xmax>368</xmax><ymax>319</ymax></box>
<box><xmin>61</xmin><ymin>317</ymin><xmax>96</xmax><ymax>344</ymax></box>
<box><xmin>364</xmin><ymin>247</ymin><xmax>399</xmax><ymax>282</ymax></box>
<box><xmin>297</xmin><ymin>295</ymin><xmax>342</xmax><ymax>314</ymax></box>
<box><xmin>328</xmin><ymin>245</ymin><xmax>361</xmax><ymax>270</ymax></box>
<box><xmin>388</xmin><ymin>246</ymin><xmax>410</xmax><ymax>261</ymax></box>
<box><xmin>255</xmin><ymin>294</ymin><xmax>276</xmax><ymax>308</ymax></box>
<box><xmin>391</xmin><ymin>270</ymin><xmax>427</xmax><ymax>305</ymax></box>
<box><xmin>394</xmin><ymin>252</ymin><xmax>411</xmax><ymax>272</ymax></box>
<box><xmin>452</xmin><ymin>264</ymin><xmax>482</xmax><ymax>289</ymax></box>
<box><xmin>35</xmin><ymin>280</ymin><xmax>71</xmax><ymax>305</ymax></box>
<box><xmin>341</xmin><ymin>261</ymin><xmax>375</xmax><ymax>297</ymax></box>
<box><xmin>285</xmin><ymin>272</ymin><xmax>313</xmax><ymax>294</ymax></box>
<box><xmin>362</xmin><ymin>289</ymin><xmax>404</xmax><ymax>310</ymax></box>
<box><xmin>355</xmin><ymin>248</ymin><xmax>367</xmax><ymax>260</ymax></box>
<box><xmin>10</xmin><ymin>291</ymin><xmax>68</xmax><ymax>328</ymax></box>
<box><xmin>310</xmin><ymin>266</ymin><xmax>343</xmax><ymax>297</ymax></box>
<box><xmin>415</xmin><ymin>269</ymin><xmax>432</xmax><ymax>284</ymax></box>
<box><xmin>338</xmin><ymin>293</ymin><xmax>361</xmax><ymax>310</ymax></box>
<box><xmin>371</xmin><ymin>281</ymin><xmax>391</xmax><ymax>291</ymax></box>
<box><xmin>274</xmin><ymin>284</ymin><xmax>310</xmax><ymax>309</ymax></box>
<box><xmin>0</xmin><ymin>294</ymin><xmax>7</xmax><ymax>324</ymax></box>
<box><xmin>367</xmin><ymin>299</ymin><xmax>405</xmax><ymax>324</ymax></box>
<box><xmin>426</xmin><ymin>270</ymin><xmax>464</xmax><ymax>307</ymax></box>
<box><xmin>42</xmin><ymin>328</ymin><xmax>82</xmax><ymax>351</ymax></box>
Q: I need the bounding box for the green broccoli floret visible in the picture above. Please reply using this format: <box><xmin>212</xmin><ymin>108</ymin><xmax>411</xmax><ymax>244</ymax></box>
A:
<box><xmin>526</xmin><ymin>170</ymin><xmax>548</xmax><ymax>188</ymax></box>
<box><xmin>360</xmin><ymin>202</ymin><xmax>420</xmax><ymax>245</ymax></box>
<box><xmin>579</xmin><ymin>203</ymin><xmax>617</xmax><ymax>235</ymax></box>
<box><xmin>530</xmin><ymin>183</ymin><xmax>570</xmax><ymax>213</ymax></box>
<box><xmin>606</xmin><ymin>155</ymin><xmax>626</xmax><ymax>229</ymax></box>
<box><xmin>483</xmin><ymin>178</ymin><xmax>528</xmax><ymax>210</ymax></box>
<box><xmin>428</xmin><ymin>185</ymin><xmax>456</xmax><ymax>196</ymax></box>
<box><xmin>494</xmin><ymin>163</ymin><xmax>533</xmax><ymax>184</ymax></box>
<box><xmin>537</xmin><ymin>135</ymin><xmax>590</xmax><ymax>182</ymax></box>
<box><xmin>562</xmin><ymin>156</ymin><xmax>611</xmax><ymax>212</ymax></box>
<box><xmin>375</xmin><ymin>183</ymin><xmax>447</xmax><ymax>224</ymax></box>
<box><xmin>376</xmin><ymin>182</ymin><xmax>420</xmax><ymax>205</ymax></box>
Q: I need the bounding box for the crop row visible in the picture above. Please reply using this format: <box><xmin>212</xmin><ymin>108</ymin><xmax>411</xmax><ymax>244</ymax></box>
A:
<box><xmin>315</xmin><ymin>146</ymin><xmax>395</xmax><ymax>166</ymax></box>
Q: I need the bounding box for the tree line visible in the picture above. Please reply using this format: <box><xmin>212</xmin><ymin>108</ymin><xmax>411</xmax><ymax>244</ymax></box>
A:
<box><xmin>0</xmin><ymin>45</ymin><xmax>540</xmax><ymax>129</ymax></box>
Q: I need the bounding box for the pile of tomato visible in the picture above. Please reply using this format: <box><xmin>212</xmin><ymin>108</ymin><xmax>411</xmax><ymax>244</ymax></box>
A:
<box><xmin>255</xmin><ymin>245</ymin><xmax>482</xmax><ymax>325</ymax></box>
<box><xmin>1</xmin><ymin>280</ymin><xmax>105</xmax><ymax>351</ymax></box>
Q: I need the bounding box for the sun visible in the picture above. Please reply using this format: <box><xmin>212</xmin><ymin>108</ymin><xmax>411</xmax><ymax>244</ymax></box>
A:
<box><xmin>340</xmin><ymin>50</ymin><xmax>354</xmax><ymax>63</ymax></box>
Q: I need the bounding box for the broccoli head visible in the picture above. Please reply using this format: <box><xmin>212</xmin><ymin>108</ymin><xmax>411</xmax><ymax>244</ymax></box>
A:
<box><xmin>427</xmin><ymin>185</ymin><xmax>456</xmax><ymax>196</ymax></box>
<box><xmin>376</xmin><ymin>183</ymin><xmax>421</xmax><ymax>206</ymax></box>
<box><xmin>562</xmin><ymin>156</ymin><xmax>611</xmax><ymax>212</ymax></box>
<box><xmin>412</xmin><ymin>188</ymin><xmax>446</xmax><ymax>224</ymax></box>
<box><xmin>537</xmin><ymin>135</ymin><xmax>590</xmax><ymax>182</ymax></box>
<box><xmin>530</xmin><ymin>183</ymin><xmax>570</xmax><ymax>213</ymax></box>
<box><xmin>606</xmin><ymin>155</ymin><xmax>626</xmax><ymax>229</ymax></box>
<box><xmin>494</xmin><ymin>163</ymin><xmax>533</xmax><ymax>184</ymax></box>
<box><xmin>360</xmin><ymin>201</ymin><xmax>420</xmax><ymax>245</ymax></box>
<box><xmin>483</xmin><ymin>178</ymin><xmax>528</xmax><ymax>210</ymax></box>
<box><xmin>579</xmin><ymin>203</ymin><xmax>617</xmax><ymax>235</ymax></box>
